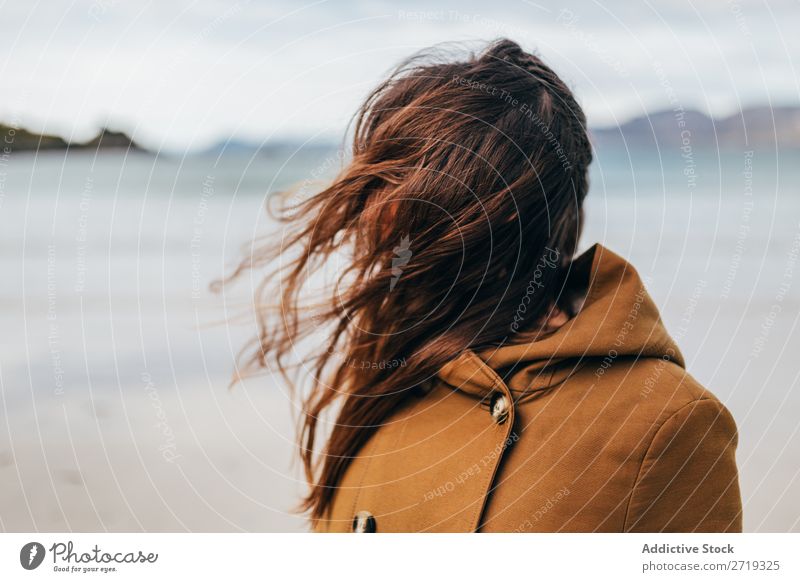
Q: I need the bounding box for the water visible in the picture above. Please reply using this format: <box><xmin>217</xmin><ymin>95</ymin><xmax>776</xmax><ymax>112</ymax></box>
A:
<box><xmin>1</xmin><ymin>147</ymin><xmax>799</xmax><ymax>531</ymax></box>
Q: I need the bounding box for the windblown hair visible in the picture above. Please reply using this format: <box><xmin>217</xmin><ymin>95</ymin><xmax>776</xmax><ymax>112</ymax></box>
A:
<box><xmin>225</xmin><ymin>39</ymin><xmax>593</xmax><ymax>522</ymax></box>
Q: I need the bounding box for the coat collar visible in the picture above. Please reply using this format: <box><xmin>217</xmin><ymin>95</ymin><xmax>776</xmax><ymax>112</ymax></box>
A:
<box><xmin>437</xmin><ymin>244</ymin><xmax>684</xmax><ymax>399</ymax></box>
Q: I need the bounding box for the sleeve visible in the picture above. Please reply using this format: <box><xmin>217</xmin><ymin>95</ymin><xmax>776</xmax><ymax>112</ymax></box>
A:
<box><xmin>624</xmin><ymin>398</ymin><xmax>743</xmax><ymax>532</ymax></box>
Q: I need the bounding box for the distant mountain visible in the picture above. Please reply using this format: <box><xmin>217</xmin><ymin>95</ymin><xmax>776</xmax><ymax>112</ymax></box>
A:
<box><xmin>4</xmin><ymin>105</ymin><xmax>800</xmax><ymax>156</ymax></box>
<box><xmin>0</xmin><ymin>124</ymin><xmax>69</xmax><ymax>151</ymax></box>
<box><xmin>0</xmin><ymin>125</ymin><xmax>147</xmax><ymax>153</ymax></box>
<box><xmin>591</xmin><ymin>106</ymin><xmax>800</xmax><ymax>150</ymax></box>
<box><xmin>79</xmin><ymin>128</ymin><xmax>145</xmax><ymax>151</ymax></box>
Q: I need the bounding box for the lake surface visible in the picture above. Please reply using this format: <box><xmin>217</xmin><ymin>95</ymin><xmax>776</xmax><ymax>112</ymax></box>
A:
<box><xmin>1</xmin><ymin>146</ymin><xmax>799</xmax><ymax>531</ymax></box>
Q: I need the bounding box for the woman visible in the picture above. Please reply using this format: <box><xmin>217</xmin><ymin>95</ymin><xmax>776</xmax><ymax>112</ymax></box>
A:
<box><xmin>231</xmin><ymin>39</ymin><xmax>742</xmax><ymax>532</ymax></box>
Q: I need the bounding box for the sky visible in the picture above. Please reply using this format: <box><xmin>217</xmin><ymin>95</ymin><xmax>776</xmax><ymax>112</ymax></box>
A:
<box><xmin>0</xmin><ymin>0</ymin><xmax>798</xmax><ymax>151</ymax></box>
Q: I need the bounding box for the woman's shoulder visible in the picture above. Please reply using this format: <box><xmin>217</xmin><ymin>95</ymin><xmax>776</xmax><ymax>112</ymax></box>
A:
<box><xmin>645</xmin><ymin>360</ymin><xmax>734</xmax><ymax>427</ymax></box>
<box><xmin>618</xmin><ymin>362</ymin><xmax>742</xmax><ymax>532</ymax></box>
<box><xmin>566</xmin><ymin>353</ymin><xmax>738</xmax><ymax>451</ymax></box>
<box><xmin>590</xmin><ymin>350</ymin><xmax>729</xmax><ymax>413</ymax></box>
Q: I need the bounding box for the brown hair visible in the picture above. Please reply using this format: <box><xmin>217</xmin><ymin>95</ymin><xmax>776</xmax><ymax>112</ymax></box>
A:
<box><xmin>224</xmin><ymin>39</ymin><xmax>592</xmax><ymax>521</ymax></box>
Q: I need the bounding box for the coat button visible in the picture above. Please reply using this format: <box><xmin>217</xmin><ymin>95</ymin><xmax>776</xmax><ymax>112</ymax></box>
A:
<box><xmin>489</xmin><ymin>392</ymin><xmax>510</xmax><ymax>424</ymax></box>
<box><xmin>352</xmin><ymin>510</ymin><xmax>377</xmax><ymax>533</ymax></box>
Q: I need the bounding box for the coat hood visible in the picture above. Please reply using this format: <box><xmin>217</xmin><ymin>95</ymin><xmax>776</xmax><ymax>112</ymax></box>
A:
<box><xmin>437</xmin><ymin>244</ymin><xmax>684</xmax><ymax>399</ymax></box>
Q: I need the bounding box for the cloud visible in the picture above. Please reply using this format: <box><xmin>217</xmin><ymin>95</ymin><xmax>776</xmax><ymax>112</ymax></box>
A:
<box><xmin>0</xmin><ymin>0</ymin><xmax>797</xmax><ymax>150</ymax></box>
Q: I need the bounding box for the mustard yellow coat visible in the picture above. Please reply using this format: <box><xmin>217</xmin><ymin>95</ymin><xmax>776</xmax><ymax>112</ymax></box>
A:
<box><xmin>316</xmin><ymin>245</ymin><xmax>742</xmax><ymax>532</ymax></box>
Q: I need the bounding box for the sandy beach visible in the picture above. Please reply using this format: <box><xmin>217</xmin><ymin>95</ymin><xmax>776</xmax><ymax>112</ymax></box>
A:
<box><xmin>1</xmin><ymin>148</ymin><xmax>799</xmax><ymax>531</ymax></box>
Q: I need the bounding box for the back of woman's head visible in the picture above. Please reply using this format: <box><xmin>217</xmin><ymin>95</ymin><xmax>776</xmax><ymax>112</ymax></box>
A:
<box><xmin>228</xmin><ymin>38</ymin><xmax>593</xmax><ymax>520</ymax></box>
